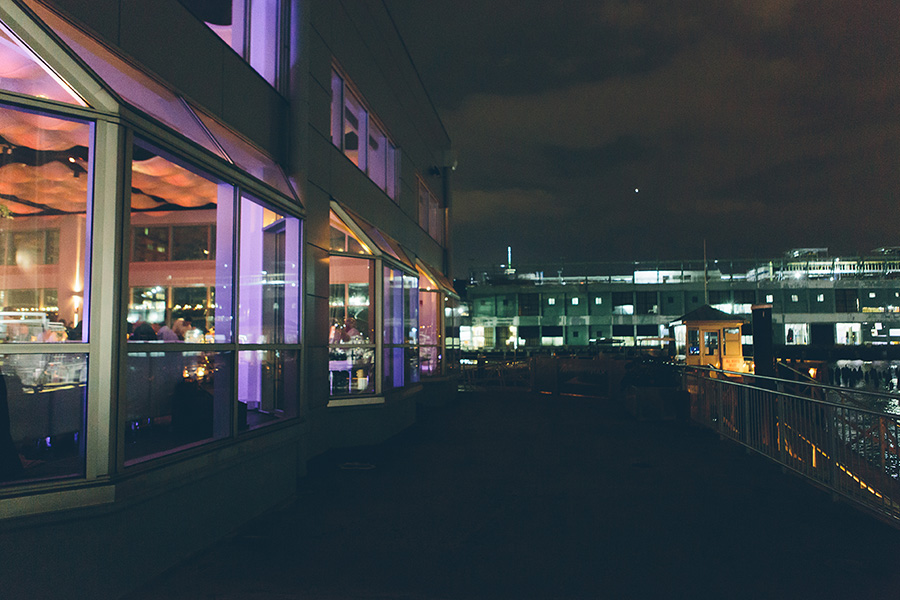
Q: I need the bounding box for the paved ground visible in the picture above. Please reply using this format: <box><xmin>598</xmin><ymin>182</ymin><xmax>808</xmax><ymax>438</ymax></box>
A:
<box><xmin>127</xmin><ymin>391</ymin><xmax>900</xmax><ymax>599</ymax></box>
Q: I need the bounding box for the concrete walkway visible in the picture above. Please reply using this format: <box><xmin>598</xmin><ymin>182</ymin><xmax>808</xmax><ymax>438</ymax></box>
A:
<box><xmin>127</xmin><ymin>391</ymin><xmax>900</xmax><ymax>599</ymax></box>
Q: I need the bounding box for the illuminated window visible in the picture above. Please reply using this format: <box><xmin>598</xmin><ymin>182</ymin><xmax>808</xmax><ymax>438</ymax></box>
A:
<box><xmin>419</xmin><ymin>286</ymin><xmax>441</xmax><ymax>377</ymax></box>
<box><xmin>688</xmin><ymin>329</ymin><xmax>700</xmax><ymax>355</ymax></box>
<box><xmin>594</xmin><ymin>297</ymin><xmax>602</xmax><ymax>305</ymax></box>
<box><xmin>704</xmin><ymin>331</ymin><xmax>719</xmax><ymax>355</ymax></box>
<box><xmin>766</xmin><ymin>294</ymin><xmax>774</xmax><ymax>303</ymax></box>
<box><xmin>0</xmin><ymin>102</ymin><xmax>92</xmax><ymax>486</ymax></box>
<box><xmin>547</xmin><ymin>297</ymin><xmax>556</xmax><ymax>305</ymax></box>
<box><xmin>181</xmin><ymin>0</ymin><xmax>284</xmax><ymax>87</ymax></box>
<box><xmin>329</xmin><ymin>256</ymin><xmax>375</xmax><ymax>396</ymax></box>
<box><xmin>571</xmin><ymin>297</ymin><xmax>579</xmax><ymax>305</ymax></box>
<box><xmin>870</xmin><ymin>292</ymin><xmax>877</xmax><ymax>299</ymax></box>
<box><xmin>817</xmin><ymin>294</ymin><xmax>824</xmax><ymax>302</ymax></box>
<box><xmin>331</xmin><ymin>70</ymin><xmax>400</xmax><ymax>199</ymax></box>
<box><xmin>125</xmin><ymin>139</ymin><xmax>303</xmax><ymax>462</ymax></box>
<box><xmin>383</xmin><ymin>267</ymin><xmax>418</xmax><ymax>389</ymax></box>
<box><xmin>791</xmin><ymin>295</ymin><xmax>799</xmax><ymax>302</ymax></box>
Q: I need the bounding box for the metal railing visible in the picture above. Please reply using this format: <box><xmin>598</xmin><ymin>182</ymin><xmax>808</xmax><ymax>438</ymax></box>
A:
<box><xmin>685</xmin><ymin>366</ymin><xmax>900</xmax><ymax>524</ymax></box>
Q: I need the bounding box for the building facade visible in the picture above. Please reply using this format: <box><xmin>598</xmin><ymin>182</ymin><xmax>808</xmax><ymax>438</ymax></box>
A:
<box><xmin>463</xmin><ymin>251</ymin><xmax>900</xmax><ymax>352</ymax></box>
<box><xmin>0</xmin><ymin>1</ymin><xmax>454</xmax><ymax>597</ymax></box>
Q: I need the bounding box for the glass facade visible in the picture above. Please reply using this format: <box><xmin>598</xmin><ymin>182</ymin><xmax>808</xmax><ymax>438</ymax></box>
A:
<box><xmin>0</xmin><ymin>0</ymin><xmax>451</xmax><ymax>502</ymax></box>
<box><xmin>0</xmin><ymin>6</ymin><xmax>307</xmax><ymax>481</ymax></box>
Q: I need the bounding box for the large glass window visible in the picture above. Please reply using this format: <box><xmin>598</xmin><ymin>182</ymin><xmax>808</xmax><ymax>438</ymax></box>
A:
<box><xmin>238</xmin><ymin>195</ymin><xmax>300</xmax><ymax>345</ymax></box>
<box><xmin>329</xmin><ymin>256</ymin><xmax>375</xmax><ymax>395</ymax></box>
<box><xmin>237</xmin><ymin>194</ymin><xmax>301</xmax><ymax>430</ymax></box>
<box><xmin>330</xmin><ymin>70</ymin><xmax>399</xmax><ymax>199</ymax></box>
<box><xmin>0</xmin><ymin>352</ymin><xmax>87</xmax><ymax>485</ymax></box>
<box><xmin>124</xmin><ymin>351</ymin><xmax>232</xmax><ymax>464</ymax></box>
<box><xmin>0</xmin><ymin>105</ymin><xmax>91</xmax><ymax>339</ymax></box>
<box><xmin>126</xmin><ymin>140</ymin><xmax>302</xmax><ymax>459</ymax></box>
<box><xmin>383</xmin><ymin>267</ymin><xmax>418</xmax><ymax>388</ymax></box>
<box><xmin>0</xmin><ymin>102</ymin><xmax>92</xmax><ymax>486</ymax></box>
<box><xmin>419</xmin><ymin>289</ymin><xmax>441</xmax><ymax>377</ymax></box>
<box><xmin>128</xmin><ymin>140</ymin><xmax>233</xmax><ymax>340</ymax></box>
<box><xmin>125</xmin><ymin>139</ymin><xmax>235</xmax><ymax>463</ymax></box>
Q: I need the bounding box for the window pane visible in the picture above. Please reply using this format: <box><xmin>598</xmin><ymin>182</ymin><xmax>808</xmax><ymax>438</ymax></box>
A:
<box><xmin>0</xmin><ymin>19</ymin><xmax>85</xmax><ymax>105</ymax></box>
<box><xmin>343</xmin><ymin>90</ymin><xmax>366</xmax><ymax>168</ymax></box>
<box><xmin>383</xmin><ymin>345</ymin><xmax>402</xmax><ymax>389</ymax></box>
<box><xmin>385</xmin><ymin>145</ymin><xmax>398</xmax><ymax>200</ymax></box>
<box><xmin>124</xmin><ymin>350</ymin><xmax>232</xmax><ymax>465</ymax></box>
<box><xmin>329</xmin><ymin>256</ymin><xmax>373</xmax><ymax>344</ymax></box>
<box><xmin>331</xmin><ymin>71</ymin><xmax>343</xmax><ymax>147</ymax></box>
<box><xmin>406</xmin><ymin>344</ymin><xmax>419</xmax><ymax>384</ymax></box>
<box><xmin>129</xmin><ymin>140</ymin><xmax>233</xmax><ymax>342</ymax></box>
<box><xmin>0</xmin><ymin>353</ymin><xmax>87</xmax><ymax>486</ymax></box>
<box><xmin>404</xmin><ymin>273</ymin><xmax>418</xmax><ymax>345</ymax></box>
<box><xmin>238</xmin><ymin>348</ymin><xmax>297</xmax><ymax>430</ymax></box>
<box><xmin>383</xmin><ymin>267</ymin><xmax>403</xmax><ymax>345</ymax></box>
<box><xmin>329</xmin><ymin>211</ymin><xmax>369</xmax><ymax>254</ymax></box>
<box><xmin>428</xmin><ymin>193</ymin><xmax>443</xmax><ymax>244</ymax></box>
<box><xmin>329</xmin><ymin>346</ymin><xmax>374</xmax><ymax>395</ymax></box>
<box><xmin>418</xmin><ymin>181</ymin><xmax>428</xmax><ymax>231</ymax></box>
<box><xmin>368</xmin><ymin>121</ymin><xmax>387</xmax><ymax>190</ymax></box>
<box><xmin>0</xmin><ymin>104</ymin><xmax>92</xmax><ymax>341</ymax></box>
<box><xmin>238</xmin><ymin>195</ymin><xmax>301</xmax><ymax>344</ymax></box>
<box><xmin>189</xmin><ymin>104</ymin><xmax>298</xmax><ymax>199</ymax></box>
<box><xmin>181</xmin><ymin>0</ymin><xmax>244</xmax><ymax>50</ymax></box>
<box><xmin>419</xmin><ymin>290</ymin><xmax>439</xmax><ymax>343</ymax></box>
<box><xmin>248</xmin><ymin>0</ymin><xmax>280</xmax><ymax>85</ymax></box>
<box><xmin>419</xmin><ymin>345</ymin><xmax>440</xmax><ymax>377</ymax></box>
<box><xmin>329</xmin><ymin>256</ymin><xmax>375</xmax><ymax>396</ymax></box>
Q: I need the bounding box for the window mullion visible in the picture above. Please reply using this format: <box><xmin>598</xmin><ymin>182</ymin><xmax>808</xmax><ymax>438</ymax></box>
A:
<box><xmin>89</xmin><ymin>119</ymin><xmax>129</xmax><ymax>479</ymax></box>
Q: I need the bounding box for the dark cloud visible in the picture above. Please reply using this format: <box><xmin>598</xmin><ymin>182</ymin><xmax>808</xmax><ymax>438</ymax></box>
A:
<box><xmin>385</xmin><ymin>0</ymin><xmax>900</xmax><ymax>276</ymax></box>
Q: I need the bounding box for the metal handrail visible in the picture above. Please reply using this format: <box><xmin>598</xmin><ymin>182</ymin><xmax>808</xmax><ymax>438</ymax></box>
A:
<box><xmin>683</xmin><ymin>365</ymin><xmax>900</xmax><ymax>418</ymax></box>
<box><xmin>684</xmin><ymin>365</ymin><xmax>900</xmax><ymax>525</ymax></box>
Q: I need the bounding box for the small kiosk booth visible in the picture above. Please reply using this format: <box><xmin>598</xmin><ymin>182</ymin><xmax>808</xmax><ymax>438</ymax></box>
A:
<box><xmin>671</xmin><ymin>305</ymin><xmax>747</xmax><ymax>372</ymax></box>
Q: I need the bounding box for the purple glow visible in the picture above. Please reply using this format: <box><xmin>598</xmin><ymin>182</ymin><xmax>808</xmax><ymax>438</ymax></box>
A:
<box><xmin>214</xmin><ymin>184</ymin><xmax>234</xmax><ymax>342</ymax></box>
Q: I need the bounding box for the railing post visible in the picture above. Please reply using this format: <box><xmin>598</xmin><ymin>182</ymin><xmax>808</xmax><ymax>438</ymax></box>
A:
<box><xmin>776</xmin><ymin>379</ymin><xmax>787</xmax><ymax>466</ymax></box>
<box><xmin>716</xmin><ymin>374</ymin><xmax>724</xmax><ymax>435</ymax></box>
<box><xmin>742</xmin><ymin>385</ymin><xmax>751</xmax><ymax>447</ymax></box>
<box><xmin>826</xmin><ymin>403</ymin><xmax>839</xmax><ymax>500</ymax></box>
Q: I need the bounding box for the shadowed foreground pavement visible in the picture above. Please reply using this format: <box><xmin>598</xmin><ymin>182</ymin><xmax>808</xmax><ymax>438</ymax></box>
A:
<box><xmin>128</xmin><ymin>391</ymin><xmax>900</xmax><ymax>599</ymax></box>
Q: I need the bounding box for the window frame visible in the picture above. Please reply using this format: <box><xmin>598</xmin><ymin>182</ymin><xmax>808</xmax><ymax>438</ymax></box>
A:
<box><xmin>330</xmin><ymin>67</ymin><xmax>400</xmax><ymax>200</ymax></box>
<box><xmin>0</xmin><ymin>97</ymin><xmax>98</xmax><ymax>489</ymax></box>
<box><xmin>120</xmin><ymin>122</ymin><xmax>304</xmax><ymax>470</ymax></box>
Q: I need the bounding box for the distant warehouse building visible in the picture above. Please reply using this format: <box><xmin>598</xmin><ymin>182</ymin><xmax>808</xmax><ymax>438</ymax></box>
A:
<box><xmin>462</xmin><ymin>249</ymin><xmax>900</xmax><ymax>351</ymax></box>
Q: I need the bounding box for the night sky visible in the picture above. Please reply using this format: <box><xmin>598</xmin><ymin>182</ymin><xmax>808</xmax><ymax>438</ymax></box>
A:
<box><xmin>385</xmin><ymin>1</ymin><xmax>900</xmax><ymax>278</ymax></box>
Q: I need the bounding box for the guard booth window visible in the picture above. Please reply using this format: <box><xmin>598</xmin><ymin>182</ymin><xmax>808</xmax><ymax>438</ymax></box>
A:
<box><xmin>688</xmin><ymin>329</ymin><xmax>700</xmax><ymax>355</ymax></box>
<box><xmin>704</xmin><ymin>331</ymin><xmax>719</xmax><ymax>356</ymax></box>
